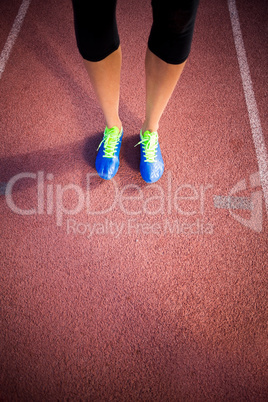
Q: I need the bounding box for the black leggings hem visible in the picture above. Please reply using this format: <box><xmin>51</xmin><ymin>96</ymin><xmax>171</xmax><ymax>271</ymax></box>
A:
<box><xmin>72</xmin><ymin>0</ymin><xmax>199</xmax><ymax>64</ymax></box>
<box><xmin>78</xmin><ymin>42</ymin><xmax>120</xmax><ymax>63</ymax></box>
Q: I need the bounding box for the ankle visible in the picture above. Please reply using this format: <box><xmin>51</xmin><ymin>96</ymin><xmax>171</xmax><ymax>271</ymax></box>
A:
<box><xmin>141</xmin><ymin>121</ymin><xmax>159</xmax><ymax>134</ymax></box>
<box><xmin>106</xmin><ymin>119</ymin><xmax>122</xmax><ymax>132</ymax></box>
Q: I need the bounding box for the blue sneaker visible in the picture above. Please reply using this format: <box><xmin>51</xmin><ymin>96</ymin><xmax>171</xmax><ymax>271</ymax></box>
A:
<box><xmin>135</xmin><ymin>130</ymin><xmax>164</xmax><ymax>183</ymax></box>
<box><xmin>95</xmin><ymin>126</ymin><xmax>123</xmax><ymax>180</ymax></box>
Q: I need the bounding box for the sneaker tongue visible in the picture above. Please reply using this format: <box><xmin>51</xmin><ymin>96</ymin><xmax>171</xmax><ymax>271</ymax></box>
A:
<box><xmin>111</xmin><ymin>126</ymin><xmax>120</xmax><ymax>133</ymax></box>
<box><xmin>143</xmin><ymin>130</ymin><xmax>157</xmax><ymax>137</ymax></box>
<box><xmin>106</xmin><ymin>126</ymin><xmax>120</xmax><ymax>136</ymax></box>
<box><xmin>143</xmin><ymin>131</ymin><xmax>157</xmax><ymax>143</ymax></box>
<box><xmin>142</xmin><ymin>132</ymin><xmax>150</xmax><ymax>142</ymax></box>
<box><xmin>143</xmin><ymin>130</ymin><xmax>155</xmax><ymax>137</ymax></box>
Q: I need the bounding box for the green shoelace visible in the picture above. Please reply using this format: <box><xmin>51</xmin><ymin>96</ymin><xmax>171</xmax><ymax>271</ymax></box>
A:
<box><xmin>97</xmin><ymin>126</ymin><xmax>122</xmax><ymax>158</ymax></box>
<box><xmin>135</xmin><ymin>130</ymin><xmax>158</xmax><ymax>162</ymax></box>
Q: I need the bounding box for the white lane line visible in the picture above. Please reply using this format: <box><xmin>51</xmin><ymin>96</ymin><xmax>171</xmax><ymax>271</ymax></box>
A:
<box><xmin>0</xmin><ymin>0</ymin><xmax>31</xmax><ymax>80</ymax></box>
<box><xmin>228</xmin><ymin>0</ymin><xmax>268</xmax><ymax>213</ymax></box>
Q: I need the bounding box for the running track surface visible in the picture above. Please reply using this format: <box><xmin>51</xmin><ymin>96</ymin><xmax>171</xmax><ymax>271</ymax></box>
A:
<box><xmin>0</xmin><ymin>0</ymin><xmax>267</xmax><ymax>400</ymax></box>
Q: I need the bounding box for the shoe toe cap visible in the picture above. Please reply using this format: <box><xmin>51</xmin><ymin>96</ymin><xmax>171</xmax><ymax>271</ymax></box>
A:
<box><xmin>140</xmin><ymin>143</ymin><xmax>164</xmax><ymax>183</ymax></box>
<box><xmin>140</xmin><ymin>160</ymin><xmax>164</xmax><ymax>183</ymax></box>
<box><xmin>95</xmin><ymin>155</ymin><xmax>119</xmax><ymax>180</ymax></box>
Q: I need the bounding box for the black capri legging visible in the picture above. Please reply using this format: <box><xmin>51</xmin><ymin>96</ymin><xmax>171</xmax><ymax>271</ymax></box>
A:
<box><xmin>72</xmin><ymin>0</ymin><xmax>199</xmax><ymax>65</ymax></box>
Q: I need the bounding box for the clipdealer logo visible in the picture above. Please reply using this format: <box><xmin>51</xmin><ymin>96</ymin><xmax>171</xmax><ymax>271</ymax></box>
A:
<box><xmin>3</xmin><ymin>170</ymin><xmax>264</xmax><ymax>236</ymax></box>
<box><xmin>4</xmin><ymin>171</ymin><xmax>214</xmax><ymax>236</ymax></box>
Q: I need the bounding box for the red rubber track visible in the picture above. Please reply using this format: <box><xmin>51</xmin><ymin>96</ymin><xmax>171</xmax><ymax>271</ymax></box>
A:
<box><xmin>0</xmin><ymin>0</ymin><xmax>267</xmax><ymax>400</ymax></box>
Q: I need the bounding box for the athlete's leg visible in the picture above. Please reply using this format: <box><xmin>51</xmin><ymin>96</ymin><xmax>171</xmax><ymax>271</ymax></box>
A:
<box><xmin>142</xmin><ymin>0</ymin><xmax>200</xmax><ymax>133</ymax></box>
<box><xmin>142</xmin><ymin>50</ymin><xmax>186</xmax><ymax>133</ymax></box>
<box><xmin>83</xmin><ymin>48</ymin><xmax>122</xmax><ymax>130</ymax></box>
<box><xmin>72</xmin><ymin>0</ymin><xmax>122</xmax><ymax>130</ymax></box>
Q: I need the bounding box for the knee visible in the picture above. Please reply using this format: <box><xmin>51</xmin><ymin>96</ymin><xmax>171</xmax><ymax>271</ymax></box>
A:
<box><xmin>151</xmin><ymin>0</ymin><xmax>199</xmax><ymax>36</ymax></box>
